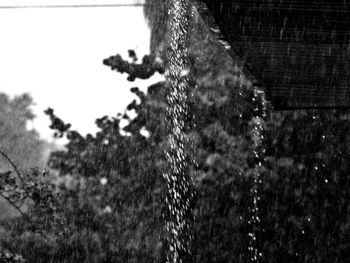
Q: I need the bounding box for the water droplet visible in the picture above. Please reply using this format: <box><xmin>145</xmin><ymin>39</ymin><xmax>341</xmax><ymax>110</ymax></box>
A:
<box><xmin>100</xmin><ymin>177</ymin><xmax>108</xmax><ymax>185</ymax></box>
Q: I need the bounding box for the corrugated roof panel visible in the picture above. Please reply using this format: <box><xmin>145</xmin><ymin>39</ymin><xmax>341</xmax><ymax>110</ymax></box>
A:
<box><xmin>192</xmin><ymin>0</ymin><xmax>350</xmax><ymax>109</ymax></box>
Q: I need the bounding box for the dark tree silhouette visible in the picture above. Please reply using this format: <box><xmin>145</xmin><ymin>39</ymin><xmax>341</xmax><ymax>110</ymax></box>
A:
<box><xmin>102</xmin><ymin>52</ymin><xmax>164</xmax><ymax>81</ymax></box>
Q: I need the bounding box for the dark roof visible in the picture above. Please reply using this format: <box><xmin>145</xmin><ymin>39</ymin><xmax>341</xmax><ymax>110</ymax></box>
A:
<box><xmin>192</xmin><ymin>0</ymin><xmax>350</xmax><ymax>110</ymax></box>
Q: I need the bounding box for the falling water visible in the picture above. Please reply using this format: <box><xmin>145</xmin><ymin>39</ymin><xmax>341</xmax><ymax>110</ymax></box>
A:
<box><xmin>248</xmin><ymin>87</ymin><xmax>267</xmax><ymax>262</ymax></box>
<box><xmin>163</xmin><ymin>1</ymin><xmax>194</xmax><ymax>262</ymax></box>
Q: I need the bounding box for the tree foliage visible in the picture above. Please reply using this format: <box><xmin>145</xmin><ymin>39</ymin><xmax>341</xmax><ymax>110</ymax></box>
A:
<box><xmin>1</xmin><ymin>3</ymin><xmax>350</xmax><ymax>262</ymax></box>
<box><xmin>0</xmin><ymin>93</ymin><xmax>49</xmax><ymax>221</ymax></box>
<box><xmin>103</xmin><ymin>52</ymin><xmax>164</xmax><ymax>81</ymax></box>
<box><xmin>0</xmin><ymin>93</ymin><xmax>46</xmax><ymax>172</ymax></box>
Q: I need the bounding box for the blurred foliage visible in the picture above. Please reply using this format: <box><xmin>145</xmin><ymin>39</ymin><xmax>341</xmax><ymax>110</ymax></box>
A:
<box><xmin>0</xmin><ymin>166</ymin><xmax>68</xmax><ymax>262</ymax></box>
<box><xmin>0</xmin><ymin>93</ymin><xmax>46</xmax><ymax>172</ymax></box>
<box><xmin>0</xmin><ymin>247</ymin><xmax>25</xmax><ymax>263</ymax></box>
<box><xmin>0</xmin><ymin>1</ymin><xmax>349</xmax><ymax>263</ymax></box>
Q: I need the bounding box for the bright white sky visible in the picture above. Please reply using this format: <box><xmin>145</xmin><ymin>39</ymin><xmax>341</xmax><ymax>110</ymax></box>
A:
<box><xmin>0</xmin><ymin>0</ymin><xmax>162</xmax><ymax>142</ymax></box>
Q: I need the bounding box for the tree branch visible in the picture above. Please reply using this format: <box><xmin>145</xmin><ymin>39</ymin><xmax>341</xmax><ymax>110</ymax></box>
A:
<box><xmin>0</xmin><ymin>192</ymin><xmax>47</xmax><ymax>239</ymax></box>
<box><xmin>0</xmin><ymin>150</ymin><xmax>24</xmax><ymax>184</ymax></box>
<box><xmin>103</xmin><ymin>53</ymin><xmax>164</xmax><ymax>81</ymax></box>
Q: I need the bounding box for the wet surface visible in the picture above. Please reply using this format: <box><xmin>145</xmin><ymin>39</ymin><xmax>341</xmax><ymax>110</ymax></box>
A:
<box><xmin>193</xmin><ymin>0</ymin><xmax>350</xmax><ymax>109</ymax></box>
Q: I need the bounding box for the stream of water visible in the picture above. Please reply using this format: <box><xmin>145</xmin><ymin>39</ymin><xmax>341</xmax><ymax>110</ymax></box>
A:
<box><xmin>164</xmin><ymin>1</ymin><xmax>194</xmax><ymax>262</ymax></box>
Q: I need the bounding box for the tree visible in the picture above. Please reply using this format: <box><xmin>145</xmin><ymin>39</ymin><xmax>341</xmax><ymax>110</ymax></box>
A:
<box><xmin>2</xmin><ymin>2</ymin><xmax>349</xmax><ymax>262</ymax></box>
<box><xmin>0</xmin><ymin>157</ymin><xmax>67</xmax><ymax>263</ymax></box>
<box><xmin>41</xmin><ymin>83</ymin><xmax>168</xmax><ymax>262</ymax></box>
<box><xmin>0</xmin><ymin>93</ymin><xmax>66</xmax><ymax>262</ymax></box>
<box><xmin>0</xmin><ymin>93</ymin><xmax>49</xmax><ymax>220</ymax></box>
<box><xmin>103</xmin><ymin>52</ymin><xmax>164</xmax><ymax>81</ymax></box>
<box><xmin>0</xmin><ymin>93</ymin><xmax>46</xmax><ymax>172</ymax></box>
<box><xmin>142</xmin><ymin>2</ymin><xmax>350</xmax><ymax>262</ymax></box>
<box><xmin>39</xmin><ymin>16</ymin><xmax>254</xmax><ymax>261</ymax></box>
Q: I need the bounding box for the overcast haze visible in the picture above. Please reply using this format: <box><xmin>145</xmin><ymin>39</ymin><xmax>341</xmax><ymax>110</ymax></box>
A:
<box><xmin>0</xmin><ymin>0</ymin><xmax>162</xmax><ymax>142</ymax></box>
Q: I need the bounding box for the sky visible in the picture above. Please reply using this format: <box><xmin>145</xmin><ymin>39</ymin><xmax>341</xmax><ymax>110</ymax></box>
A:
<box><xmin>0</xmin><ymin>0</ymin><xmax>162</xmax><ymax>142</ymax></box>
